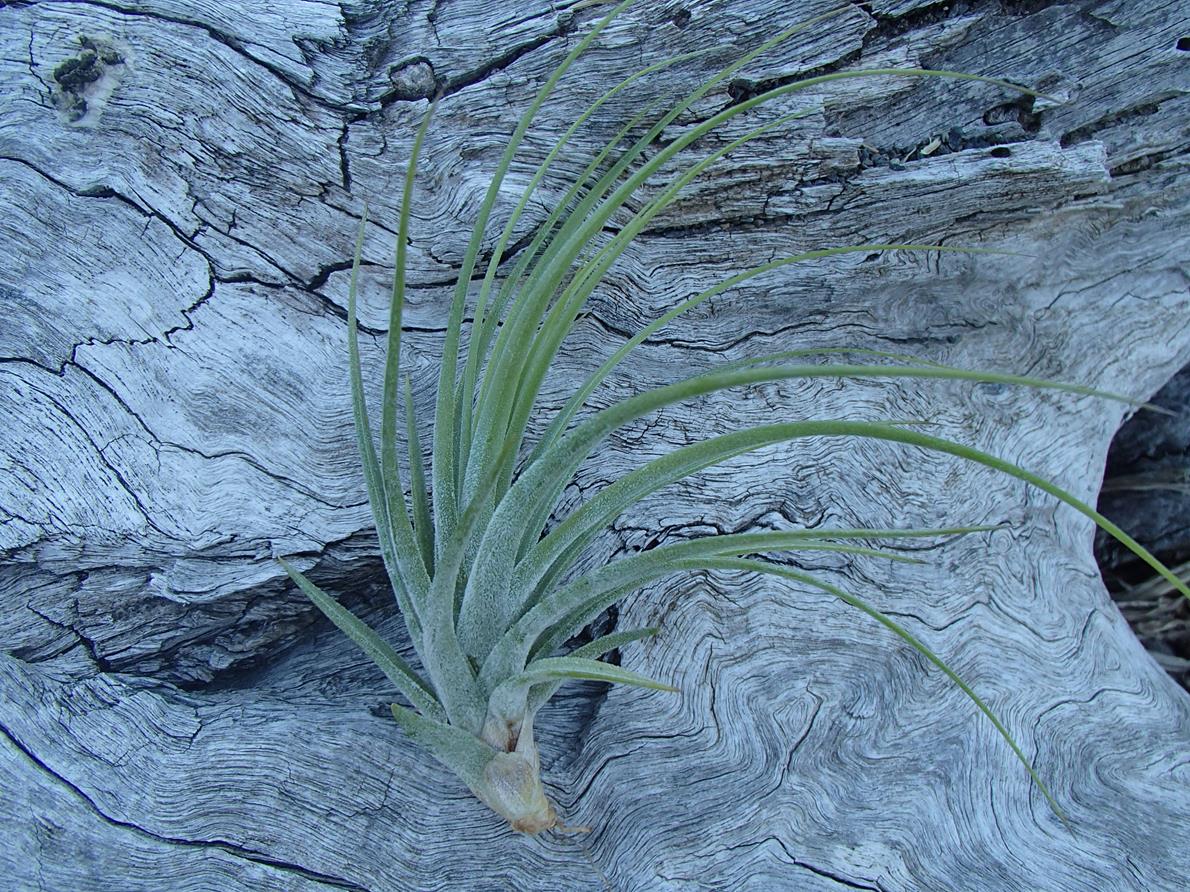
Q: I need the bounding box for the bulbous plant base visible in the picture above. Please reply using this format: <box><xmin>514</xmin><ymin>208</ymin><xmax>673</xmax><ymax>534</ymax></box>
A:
<box><xmin>474</xmin><ymin>711</ymin><xmax>561</xmax><ymax>833</ymax></box>
<box><xmin>473</xmin><ymin>750</ymin><xmax>558</xmax><ymax>833</ymax></box>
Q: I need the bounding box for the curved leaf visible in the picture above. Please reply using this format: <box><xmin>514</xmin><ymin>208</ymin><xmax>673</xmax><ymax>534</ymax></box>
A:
<box><xmin>524</xmin><ymin>626</ymin><xmax>660</xmax><ymax>715</ymax></box>
<box><xmin>488</xmin><ymin>655</ymin><xmax>677</xmax><ymax>729</ymax></box>
<box><xmin>344</xmin><ymin>211</ymin><xmax>425</xmax><ymax>642</ymax></box>
<box><xmin>495</xmin><ymin>527</ymin><xmax>973</xmax><ymax>677</ymax></box>
<box><xmin>471</xmin><ymin>68</ymin><xmax>1045</xmax><ymax>513</ymax></box>
<box><xmin>510</xmin><ymin>656</ymin><xmax>676</xmax><ymax>693</ymax></box>
<box><xmin>495</xmin><ymin>546</ymin><xmax>1065</xmax><ymax>820</ymax></box>
<box><xmin>702</xmin><ymin>557</ymin><xmax>1066</xmax><ymax>821</ymax></box>
<box><xmin>525</xmin><ymin>245</ymin><xmax>1015</xmax><ymax>474</ymax></box>
<box><xmin>430</xmin><ymin>0</ymin><xmax>640</xmax><ymax>550</ymax></box>
<box><xmin>390</xmin><ymin>702</ymin><xmax>497</xmax><ymax>795</ymax></box>
<box><xmin>479</xmin><ymin>418</ymin><xmax>1188</xmax><ymax>686</ymax></box>
<box><xmin>278</xmin><ymin>558</ymin><xmax>445</xmax><ymax>722</ymax></box>
<box><xmin>466</xmin><ymin>9</ymin><xmax>855</xmax><ymax>503</ymax></box>
<box><xmin>457</xmin><ymin>48</ymin><xmax>717</xmax><ymax>482</ymax></box>
<box><xmin>465</xmin><ymin>365</ymin><xmax>1168</xmax><ymax>668</ymax></box>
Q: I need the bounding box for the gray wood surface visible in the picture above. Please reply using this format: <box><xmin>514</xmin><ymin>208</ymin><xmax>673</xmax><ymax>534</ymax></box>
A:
<box><xmin>2</xmin><ymin>1</ymin><xmax>1188</xmax><ymax>889</ymax></box>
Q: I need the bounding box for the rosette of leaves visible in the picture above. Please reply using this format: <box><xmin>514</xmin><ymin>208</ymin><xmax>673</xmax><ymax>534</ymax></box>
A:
<box><xmin>279</xmin><ymin>2</ymin><xmax>1190</xmax><ymax>833</ymax></box>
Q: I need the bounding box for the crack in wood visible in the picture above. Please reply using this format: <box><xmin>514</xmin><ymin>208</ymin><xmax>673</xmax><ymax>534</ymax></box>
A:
<box><xmin>65</xmin><ymin>0</ymin><xmax>328</xmax><ymax>106</ymax></box>
<box><xmin>4</xmin><ymin>0</ymin><xmax>1190</xmax><ymax>884</ymax></box>
<box><xmin>0</xmin><ymin>721</ymin><xmax>371</xmax><ymax>891</ymax></box>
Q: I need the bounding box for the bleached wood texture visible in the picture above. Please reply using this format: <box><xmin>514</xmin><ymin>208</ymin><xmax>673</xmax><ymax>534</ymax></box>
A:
<box><xmin>2</xmin><ymin>1</ymin><xmax>1188</xmax><ymax>889</ymax></box>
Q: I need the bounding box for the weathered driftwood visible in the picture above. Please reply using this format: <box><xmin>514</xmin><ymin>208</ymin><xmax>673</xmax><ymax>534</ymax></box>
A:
<box><xmin>2</xmin><ymin>0</ymin><xmax>1189</xmax><ymax>889</ymax></box>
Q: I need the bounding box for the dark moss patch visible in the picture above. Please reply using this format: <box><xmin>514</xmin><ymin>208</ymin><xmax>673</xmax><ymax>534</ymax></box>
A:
<box><xmin>52</xmin><ymin>35</ymin><xmax>124</xmax><ymax>122</ymax></box>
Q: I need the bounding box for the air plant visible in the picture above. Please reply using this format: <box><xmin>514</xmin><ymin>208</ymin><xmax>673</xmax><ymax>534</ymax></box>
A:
<box><xmin>279</xmin><ymin>1</ymin><xmax>1190</xmax><ymax>833</ymax></box>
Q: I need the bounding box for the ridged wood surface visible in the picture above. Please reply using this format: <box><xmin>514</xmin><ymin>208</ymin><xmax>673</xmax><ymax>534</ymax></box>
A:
<box><xmin>2</xmin><ymin>1</ymin><xmax>1188</xmax><ymax>889</ymax></box>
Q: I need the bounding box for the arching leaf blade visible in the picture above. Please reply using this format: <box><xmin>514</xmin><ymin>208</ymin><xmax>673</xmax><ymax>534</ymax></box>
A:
<box><xmin>430</xmin><ymin>0</ymin><xmax>640</xmax><ymax>551</ymax></box>
<box><xmin>482</xmin><ymin>419</ymin><xmax>1188</xmax><ymax>687</ymax></box>
<box><xmin>471</xmin><ymin>366</ymin><xmax>1176</xmax><ymax>652</ymax></box>
<box><xmin>345</xmin><ymin>209</ymin><xmax>424</xmax><ymax>642</ymax></box>
<box><xmin>704</xmin><ymin>556</ymin><xmax>1068</xmax><ymax>822</ymax></box>
<box><xmin>380</xmin><ymin>99</ymin><xmax>438</xmax><ymax>585</ymax></box>
<box><xmin>404</xmin><ymin>374</ymin><xmax>435</xmax><ymax>574</ymax></box>
<box><xmin>524</xmin><ymin>626</ymin><xmax>660</xmax><ymax>714</ymax></box>
<box><xmin>279</xmin><ymin>558</ymin><xmax>444</xmax><ymax>723</ymax></box>
<box><xmin>390</xmin><ymin>702</ymin><xmax>497</xmax><ymax>794</ymax></box>
<box><xmin>480</xmin><ymin>66</ymin><xmax>1047</xmax><ymax>502</ymax></box>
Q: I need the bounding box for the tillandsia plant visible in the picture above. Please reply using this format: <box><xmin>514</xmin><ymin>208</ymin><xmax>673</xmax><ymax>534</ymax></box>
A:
<box><xmin>279</xmin><ymin>2</ymin><xmax>1190</xmax><ymax>833</ymax></box>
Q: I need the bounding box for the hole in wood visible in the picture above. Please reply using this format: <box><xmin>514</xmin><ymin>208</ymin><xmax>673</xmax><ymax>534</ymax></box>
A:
<box><xmin>1095</xmin><ymin>361</ymin><xmax>1190</xmax><ymax>692</ymax></box>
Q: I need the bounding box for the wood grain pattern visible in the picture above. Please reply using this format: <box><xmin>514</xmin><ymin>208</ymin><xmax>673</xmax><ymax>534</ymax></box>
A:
<box><xmin>2</xmin><ymin>0</ymin><xmax>1188</xmax><ymax>888</ymax></box>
